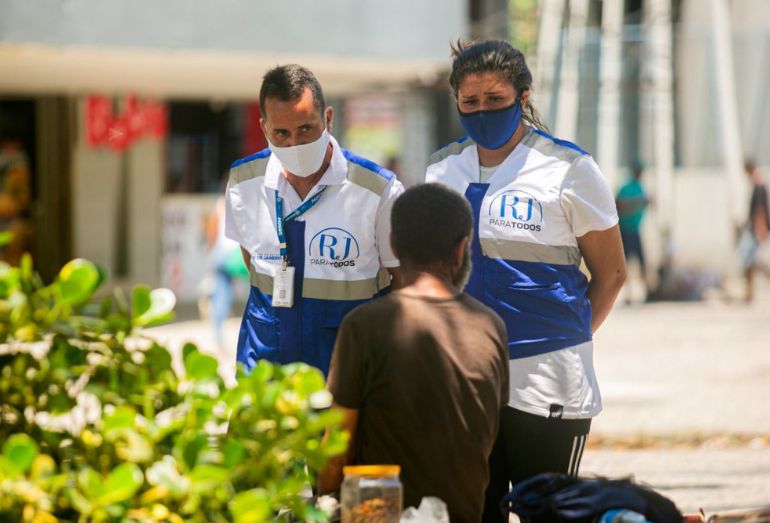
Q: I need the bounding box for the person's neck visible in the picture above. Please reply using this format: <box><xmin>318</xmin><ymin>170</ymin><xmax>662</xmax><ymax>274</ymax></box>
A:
<box><xmin>477</xmin><ymin>123</ymin><xmax>529</xmax><ymax>168</ymax></box>
<box><xmin>398</xmin><ymin>268</ymin><xmax>459</xmax><ymax>299</ymax></box>
<box><xmin>284</xmin><ymin>143</ymin><xmax>333</xmax><ymax>200</ymax></box>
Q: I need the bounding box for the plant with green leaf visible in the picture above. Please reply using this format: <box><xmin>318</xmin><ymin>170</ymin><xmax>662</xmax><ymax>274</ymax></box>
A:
<box><xmin>0</xmin><ymin>253</ymin><xmax>346</xmax><ymax>522</ymax></box>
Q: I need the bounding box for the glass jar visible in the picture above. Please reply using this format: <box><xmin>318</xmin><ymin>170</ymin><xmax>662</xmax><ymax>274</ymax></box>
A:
<box><xmin>341</xmin><ymin>465</ymin><xmax>403</xmax><ymax>523</ymax></box>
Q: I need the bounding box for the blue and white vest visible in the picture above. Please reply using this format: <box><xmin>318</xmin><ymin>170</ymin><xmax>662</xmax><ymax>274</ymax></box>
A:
<box><xmin>225</xmin><ymin>138</ymin><xmax>402</xmax><ymax>375</ymax></box>
<box><xmin>426</xmin><ymin>129</ymin><xmax>617</xmax><ymax>359</ymax></box>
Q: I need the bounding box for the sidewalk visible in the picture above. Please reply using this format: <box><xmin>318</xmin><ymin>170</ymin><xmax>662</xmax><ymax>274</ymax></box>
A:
<box><xmin>146</xmin><ymin>292</ymin><xmax>770</xmax><ymax>515</ymax></box>
<box><xmin>583</xmin><ymin>292</ymin><xmax>770</xmax><ymax>514</ymax></box>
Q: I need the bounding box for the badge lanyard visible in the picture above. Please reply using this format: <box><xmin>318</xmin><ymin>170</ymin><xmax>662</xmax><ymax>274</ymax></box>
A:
<box><xmin>275</xmin><ymin>186</ymin><xmax>327</xmax><ymax>265</ymax></box>
<box><xmin>272</xmin><ymin>186</ymin><xmax>327</xmax><ymax>308</ymax></box>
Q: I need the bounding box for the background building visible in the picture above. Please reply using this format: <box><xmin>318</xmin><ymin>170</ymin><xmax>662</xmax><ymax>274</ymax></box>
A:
<box><xmin>0</xmin><ymin>0</ymin><xmax>505</xmax><ymax>300</ymax></box>
<box><xmin>523</xmin><ymin>0</ymin><xmax>770</xmax><ymax>294</ymax></box>
<box><xmin>3</xmin><ymin>0</ymin><xmax>769</xmax><ymax>301</ymax></box>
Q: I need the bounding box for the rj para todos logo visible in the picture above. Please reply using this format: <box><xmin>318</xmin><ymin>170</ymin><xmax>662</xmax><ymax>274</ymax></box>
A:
<box><xmin>308</xmin><ymin>227</ymin><xmax>360</xmax><ymax>267</ymax></box>
<box><xmin>488</xmin><ymin>190</ymin><xmax>543</xmax><ymax>231</ymax></box>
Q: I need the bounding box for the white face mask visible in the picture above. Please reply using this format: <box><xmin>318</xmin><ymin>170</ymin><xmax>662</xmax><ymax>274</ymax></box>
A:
<box><xmin>268</xmin><ymin>129</ymin><xmax>331</xmax><ymax>178</ymax></box>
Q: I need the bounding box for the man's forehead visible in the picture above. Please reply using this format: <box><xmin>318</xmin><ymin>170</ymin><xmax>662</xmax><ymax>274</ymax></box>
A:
<box><xmin>263</xmin><ymin>87</ymin><xmax>316</xmax><ymax>110</ymax></box>
<box><xmin>264</xmin><ymin>98</ymin><xmax>322</xmax><ymax>122</ymax></box>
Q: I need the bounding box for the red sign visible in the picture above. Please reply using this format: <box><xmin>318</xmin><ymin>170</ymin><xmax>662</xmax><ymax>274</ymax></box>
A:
<box><xmin>86</xmin><ymin>95</ymin><xmax>168</xmax><ymax>152</ymax></box>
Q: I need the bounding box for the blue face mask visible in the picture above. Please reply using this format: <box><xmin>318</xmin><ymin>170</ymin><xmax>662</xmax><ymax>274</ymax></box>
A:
<box><xmin>458</xmin><ymin>100</ymin><xmax>522</xmax><ymax>150</ymax></box>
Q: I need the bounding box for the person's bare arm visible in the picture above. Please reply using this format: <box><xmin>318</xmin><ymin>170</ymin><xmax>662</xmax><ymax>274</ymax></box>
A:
<box><xmin>577</xmin><ymin>225</ymin><xmax>627</xmax><ymax>332</ymax></box>
<box><xmin>317</xmin><ymin>404</ymin><xmax>359</xmax><ymax>495</ymax></box>
<box><xmin>387</xmin><ymin>267</ymin><xmax>403</xmax><ymax>290</ymax></box>
<box><xmin>240</xmin><ymin>246</ymin><xmax>251</xmax><ymax>269</ymax></box>
<box><xmin>754</xmin><ymin>207</ymin><xmax>769</xmax><ymax>242</ymax></box>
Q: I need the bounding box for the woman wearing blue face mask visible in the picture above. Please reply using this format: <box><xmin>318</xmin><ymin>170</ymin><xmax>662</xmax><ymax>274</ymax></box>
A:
<box><xmin>426</xmin><ymin>40</ymin><xmax>627</xmax><ymax>523</ymax></box>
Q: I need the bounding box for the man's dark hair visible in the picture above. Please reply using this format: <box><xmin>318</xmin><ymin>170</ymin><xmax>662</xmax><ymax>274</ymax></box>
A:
<box><xmin>391</xmin><ymin>183</ymin><xmax>472</xmax><ymax>268</ymax></box>
<box><xmin>259</xmin><ymin>64</ymin><xmax>326</xmax><ymax>115</ymax></box>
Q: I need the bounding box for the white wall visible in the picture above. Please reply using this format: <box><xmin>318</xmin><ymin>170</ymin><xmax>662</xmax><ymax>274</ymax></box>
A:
<box><xmin>0</xmin><ymin>0</ymin><xmax>466</xmax><ymax>62</ymax></box>
<box><xmin>677</xmin><ymin>0</ymin><xmax>770</xmax><ymax>166</ymax></box>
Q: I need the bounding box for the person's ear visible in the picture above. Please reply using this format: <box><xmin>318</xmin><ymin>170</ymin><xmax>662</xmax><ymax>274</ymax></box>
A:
<box><xmin>260</xmin><ymin>117</ymin><xmax>268</xmax><ymax>139</ymax></box>
<box><xmin>454</xmin><ymin>236</ymin><xmax>470</xmax><ymax>269</ymax></box>
<box><xmin>325</xmin><ymin>107</ymin><xmax>334</xmax><ymax>133</ymax></box>
<box><xmin>520</xmin><ymin>89</ymin><xmax>531</xmax><ymax>107</ymax></box>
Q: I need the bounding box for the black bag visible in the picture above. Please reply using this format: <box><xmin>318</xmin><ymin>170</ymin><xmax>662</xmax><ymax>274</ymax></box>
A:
<box><xmin>501</xmin><ymin>473</ymin><xmax>683</xmax><ymax>523</ymax></box>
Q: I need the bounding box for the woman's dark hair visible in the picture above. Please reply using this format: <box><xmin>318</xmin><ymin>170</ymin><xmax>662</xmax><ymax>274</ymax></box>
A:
<box><xmin>449</xmin><ymin>39</ymin><xmax>550</xmax><ymax>132</ymax></box>
<box><xmin>391</xmin><ymin>183</ymin><xmax>472</xmax><ymax>269</ymax></box>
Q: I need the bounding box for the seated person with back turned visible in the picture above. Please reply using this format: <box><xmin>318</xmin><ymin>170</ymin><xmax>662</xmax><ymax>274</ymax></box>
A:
<box><xmin>318</xmin><ymin>183</ymin><xmax>510</xmax><ymax>523</ymax></box>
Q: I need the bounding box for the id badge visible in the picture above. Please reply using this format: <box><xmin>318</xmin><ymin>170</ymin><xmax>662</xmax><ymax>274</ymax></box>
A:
<box><xmin>272</xmin><ymin>263</ymin><xmax>295</xmax><ymax>308</ymax></box>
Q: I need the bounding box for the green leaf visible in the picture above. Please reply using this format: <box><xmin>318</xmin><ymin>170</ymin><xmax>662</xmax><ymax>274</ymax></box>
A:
<box><xmin>231</xmin><ymin>488</ymin><xmax>272</xmax><ymax>523</ymax></box>
<box><xmin>56</xmin><ymin>258</ymin><xmax>100</xmax><ymax>305</ymax></box>
<box><xmin>182</xmin><ymin>342</ymin><xmax>198</xmax><ymax>361</ymax></box>
<box><xmin>96</xmin><ymin>462</ymin><xmax>144</xmax><ymax>506</ymax></box>
<box><xmin>222</xmin><ymin>439</ymin><xmax>245</xmax><ymax>468</ymax></box>
<box><xmin>48</xmin><ymin>341</ymin><xmax>88</xmax><ymax>371</ymax></box>
<box><xmin>99</xmin><ymin>295</ymin><xmax>114</xmax><ymax>319</ymax></box>
<box><xmin>322</xmin><ymin>428</ymin><xmax>350</xmax><ymax>457</ymax></box>
<box><xmin>131</xmin><ymin>285</ymin><xmax>152</xmax><ymax>320</ymax></box>
<box><xmin>30</xmin><ymin>454</ymin><xmax>57</xmax><ymax>480</ymax></box>
<box><xmin>20</xmin><ymin>253</ymin><xmax>33</xmax><ymax>281</ymax></box>
<box><xmin>189</xmin><ymin>464</ymin><xmax>229</xmax><ymax>485</ymax></box>
<box><xmin>178</xmin><ymin>433</ymin><xmax>208</xmax><ymax>470</ymax></box>
<box><xmin>47</xmin><ymin>390</ymin><xmax>77</xmax><ymax>414</ymax></box>
<box><xmin>183</xmin><ymin>345</ymin><xmax>219</xmax><ymax>381</ymax></box>
<box><xmin>103</xmin><ymin>406</ymin><xmax>137</xmax><ymax>433</ymax></box>
<box><xmin>0</xmin><ymin>231</ymin><xmax>13</xmax><ymax>247</ymax></box>
<box><xmin>145</xmin><ymin>344</ymin><xmax>173</xmax><ymax>375</ymax></box>
<box><xmin>77</xmin><ymin>467</ymin><xmax>103</xmax><ymax>499</ymax></box>
<box><xmin>2</xmin><ymin>433</ymin><xmax>39</xmax><ymax>473</ymax></box>
<box><xmin>133</xmin><ymin>287</ymin><xmax>176</xmax><ymax>327</ymax></box>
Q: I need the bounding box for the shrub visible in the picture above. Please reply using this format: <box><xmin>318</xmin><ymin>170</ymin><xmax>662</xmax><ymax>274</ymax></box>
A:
<box><xmin>0</xmin><ymin>254</ymin><xmax>346</xmax><ymax>522</ymax></box>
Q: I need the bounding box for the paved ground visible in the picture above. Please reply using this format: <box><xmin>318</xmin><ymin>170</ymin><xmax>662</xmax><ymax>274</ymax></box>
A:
<box><xmin>146</xmin><ymin>283</ymin><xmax>770</xmax><ymax>517</ymax></box>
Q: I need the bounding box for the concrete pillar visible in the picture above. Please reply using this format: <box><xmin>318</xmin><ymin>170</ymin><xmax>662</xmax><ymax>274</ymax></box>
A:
<box><xmin>401</xmin><ymin>90</ymin><xmax>436</xmax><ymax>187</ymax></box>
<box><xmin>644</xmin><ymin>0</ymin><xmax>675</xmax><ymax>236</ymax></box>
<box><xmin>711</xmin><ymin>0</ymin><xmax>747</xmax><ymax>226</ymax></box>
<box><xmin>534</xmin><ymin>0</ymin><xmax>565</xmax><ymax>127</ymax></box>
<box><xmin>72</xmin><ymin>98</ymin><xmax>122</xmax><ymax>275</ymax></box>
<box><xmin>127</xmin><ymin>137</ymin><xmax>163</xmax><ymax>286</ymax></box>
<box><xmin>555</xmin><ymin>0</ymin><xmax>589</xmax><ymax>141</ymax></box>
<box><xmin>596</xmin><ymin>0</ymin><xmax>624</xmax><ymax>189</ymax></box>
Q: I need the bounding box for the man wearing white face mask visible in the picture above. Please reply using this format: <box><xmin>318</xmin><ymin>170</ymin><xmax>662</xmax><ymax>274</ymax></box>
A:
<box><xmin>224</xmin><ymin>64</ymin><xmax>404</xmax><ymax>376</ymax></box>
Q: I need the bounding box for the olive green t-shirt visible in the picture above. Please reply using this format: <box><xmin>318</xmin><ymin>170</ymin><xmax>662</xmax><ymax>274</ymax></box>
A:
<box><xmin>327</xmin><ymin>291</ymin><xmax>509</xmax><ymax>523</ymax></box>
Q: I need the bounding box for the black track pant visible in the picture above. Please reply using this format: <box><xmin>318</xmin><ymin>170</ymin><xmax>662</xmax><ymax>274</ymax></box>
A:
<box><xmin>482</xmin><ymin>406</ymin><xmax>592</xmax><ymax>523</ymax></box>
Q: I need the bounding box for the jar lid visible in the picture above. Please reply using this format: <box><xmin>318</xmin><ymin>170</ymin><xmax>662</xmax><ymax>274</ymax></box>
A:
<box><xmin>343</xmin><ymin>465</ymin><xmax>401</xmax><ymax>477</ymax></box>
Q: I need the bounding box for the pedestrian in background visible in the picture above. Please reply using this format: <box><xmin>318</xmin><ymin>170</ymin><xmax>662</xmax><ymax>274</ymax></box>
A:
<box><xmin>426</xmin><ymin>39</ymin><xmax>626</xmax><ymax>522</ymax></box>
<box><xmin>740</xmin><ymin>160</ymin><xmax>770</xmax><ymax>303</ymax></box>
<box><xmin>202</xmin><ymin>194</ymin><xmax>247</xmax><ymax>350</ymax></box>
<box><xmin>225</xmin><ymin>64</ymin><xmax>403</xmax><ymax>376</ymax></box>
<box><xmin>616</xmin><ymin>163</ymin><xmax>651</xmax><ymax>297</ymax></box>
